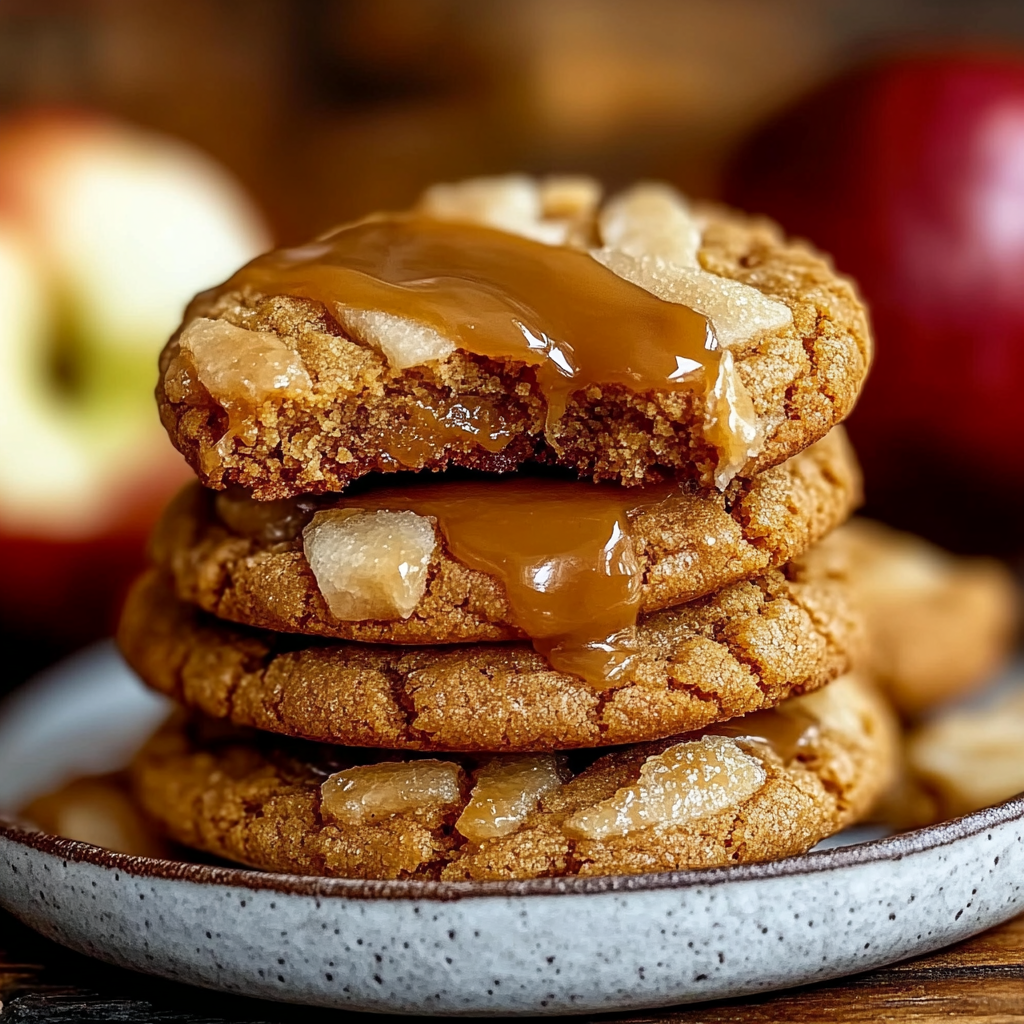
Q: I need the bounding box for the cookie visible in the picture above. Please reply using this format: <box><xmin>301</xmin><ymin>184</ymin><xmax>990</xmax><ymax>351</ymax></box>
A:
<box><xmin>152</xmin><ymin>427</ymin><xmax>861</xmax><ymax>646</ymax></box>
<box><xmin>20</xmin><ymin>774</ymin><xmax>171</xmax><ymax>859</ymax></box>
<box><xmin>118</xmin><ymin>560</ymin><xmax>860</xmax><ymax>752</ymax></box>
<box><xmin>129</xmin><ymin>673</ymin><xmax>897</xmax><ymax>881</ymax></box>
<box><xmin>901</xmin><ymin>687</ymin><xmax>1024</xmax><ymax>822</ymax></box>
<box><xmin>803</xmin><ymin>519</ymin><xmax>1019</xmax><ymax>717</ymax></box>
<box><xmin>157</xmin><ymin>176</ymin><xmax>871</xmax><ymax>500</ymax></box>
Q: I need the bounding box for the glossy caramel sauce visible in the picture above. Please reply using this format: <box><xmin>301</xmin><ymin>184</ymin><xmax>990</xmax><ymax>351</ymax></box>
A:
<box><xmin>198</xmin><ymin>215</ymin><xmax>718</xmax><ymax>436</ymax></box>
<box><xmin>384</xmin><ymin>398</ymin><xmax>514</xmax><ymax>469</ymax></box>
<box><xmin>326</xmin><ymin>477</ymin><xmax>679</xmax><ymax>688</ymax></box>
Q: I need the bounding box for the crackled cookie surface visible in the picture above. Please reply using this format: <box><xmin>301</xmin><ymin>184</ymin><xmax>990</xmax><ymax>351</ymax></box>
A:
<box><xmin>153</xmin><ymin>428</ymin><xmax>860</xmax><ymax>647</ymax></box>
<box><xmin>805</xmin><ymin>519</ymin><xmax>1019</xmax><ymax>717</ymax></box>
<box><xmin>157</xmin><ymin>176</ymin><xmax>871</xmax><ymax>499</ymax></box>
<box><xmin>129</xmin><ymin>674</ymin><xmax>896</xmax><ymax>880</ymax></box>
<box><xmin>118</xmin><ymin>559</ymin><xmax>860</xmax><ymax>751</ymax></box>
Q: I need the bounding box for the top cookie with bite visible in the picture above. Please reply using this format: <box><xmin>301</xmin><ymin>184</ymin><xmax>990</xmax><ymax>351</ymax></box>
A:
<box><xmin>157</xmin><ymin>175</ymin><xmax>872</xmax><ymax>499</ymax></box>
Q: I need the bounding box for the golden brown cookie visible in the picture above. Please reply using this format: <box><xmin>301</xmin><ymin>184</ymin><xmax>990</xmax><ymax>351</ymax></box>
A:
<box><xmin>879</xmin><ymin>685</ymin><xmax>1024</xmax><ymax>833</ymax></box>
<box><xmin>118</xmin><ymin>561</ymin><xmax>860</xmax><ymax>752</ymax></box>
<box><xmin>157</xmin><ymin>177</ymin><xmax>871</xmax><ymax>500</ymax></box>
<box><xmin>152</xmin><ymin>428</ymin><xmax>861</xmax><ymax>645</ymax></box>
<box><xmin>21</xmin><ymin>774</ymin><xmax>171</xmax><ymax>859</ymax></box>
<box><xmin>896</xmin><ymin>687</ymin><xmax>1024</xmax><ymax>826</ymax></box>
<box><xmin>804</xmin><ymin>519</ymin><xmax>1019</xmax><ymax>717</ymax></box>
<box><xmin>129</xmin><ymin>673</ymin><xmax>897</xmax><ymax>880</ymax></box>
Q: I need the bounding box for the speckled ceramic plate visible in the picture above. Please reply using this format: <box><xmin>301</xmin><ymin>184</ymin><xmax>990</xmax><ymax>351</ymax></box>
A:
<box><xmin>1</xmin><ymin>643</ymin><xmax>1022</xmax><ymax>1016</ymax></box>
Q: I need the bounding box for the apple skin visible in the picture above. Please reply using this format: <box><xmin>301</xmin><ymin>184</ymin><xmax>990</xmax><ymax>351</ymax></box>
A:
<box><xmin>725</xmin><ymin>53</ymin><xmax>1024</xmax><ymax>551</ymax></box>
<box><xmin>0</xmin><ymin>110</ymin><xmax>268</xmax><ymax>643</ymax></box>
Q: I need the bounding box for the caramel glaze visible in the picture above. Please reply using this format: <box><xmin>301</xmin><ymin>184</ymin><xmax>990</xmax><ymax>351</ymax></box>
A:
<box><xmin>194</xmin><ymin>215</ymin><xmax>719</xmax><ymax>440</ymax></box>
<box><xmin>384</xmin><ymin>399</ymin><xmax>514</xmax><ymax>469</ymax></box>
<box><xmin>193</xmin><ymin>216</ymin><xmax>725</xmax><ymax>686</ymax></box>
<box><xmin>320</xmin><ymin>477</ymin><xmax>679</xmax><ymax>688</ymax></box>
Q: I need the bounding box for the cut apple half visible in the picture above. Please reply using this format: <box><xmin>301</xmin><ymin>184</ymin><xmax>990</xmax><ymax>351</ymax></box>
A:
<box><xmin>0</xmin><ymin>113</ymin><xmax>271</xmax><ymax>539</ymax></box>
<box><xmin>0</xmin><ymin>223</ymin><xmax>173</xmax><ymax>536</ymax></box>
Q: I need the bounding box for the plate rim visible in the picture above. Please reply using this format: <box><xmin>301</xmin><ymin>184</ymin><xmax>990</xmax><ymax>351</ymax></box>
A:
<box><xmin>3</xmin><ymin>791</ymin><xmax>1023</xmax><ymax>904</ymax></box>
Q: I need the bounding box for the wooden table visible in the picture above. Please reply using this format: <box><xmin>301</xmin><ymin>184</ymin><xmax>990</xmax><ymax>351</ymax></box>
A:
<box><xmin>1</xmin><ymin>909</ymin><xmax>1021</xmax><ymax>1022</ymax></box>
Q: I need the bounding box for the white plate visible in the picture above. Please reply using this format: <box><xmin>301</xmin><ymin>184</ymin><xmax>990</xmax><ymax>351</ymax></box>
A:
<box><xmin>0</xmin><ymin>643</ymin><xmax>1021</xmax><ymax>1016</ymax></box>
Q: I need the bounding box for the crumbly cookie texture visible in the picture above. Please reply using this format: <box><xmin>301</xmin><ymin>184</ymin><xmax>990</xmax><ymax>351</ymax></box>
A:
<box><xmin>129</xmin><ymin>674</ymin><xmax>897</xmax><ymax>881</ymax></box>
<box><xmin>117</xmin><ymin>559</ymin><xmax>861</xmax><ymax>752</ymax></box>
<box><xmin>152</xmin><ymin>428</ymin><xmax>860</xmax><ymax>644</ymax></box>
<box><xmin>156</xmin><ymin>179</ymin><xmax>871</xmax><ymax>499</ymax></box>
<box><xmin>803</xmin><ymin>519</ymin><xmax>1019</xmax><ymax>718</ymax></box>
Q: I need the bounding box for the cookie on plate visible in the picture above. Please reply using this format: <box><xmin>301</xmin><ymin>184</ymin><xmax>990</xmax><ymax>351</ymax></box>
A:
<box><xmin>898</xmin><ymin>687</ymin><xmax>1024</xmax><ymax>825</ymax></box>
<box><xmin>118</xmin><ymin>562</ymin><xmax>861</xmax><ymax>752</ymax></box>
<box><xmin>152</xmin><ymin>427</ymin><xmax>861</xmax><ymax>645</ymax></box>
<box><xmin>129</xmin><ymin>673</ymin><xmax>897</xmax><ymax>881</ymax></box>
<box><xmin>157</xmin><ymin>176</ymin><xmax>871</xmax><ymax>499</ymax></box>
<box><xmin>804</xmin><ymin>519</ymin><xmax>1019</xmax><ymax>717</ymax></box>
<box><xmin>21</xmin><ymin>775</ymin><xmax>170</xmax><ymax>859</ymax></box>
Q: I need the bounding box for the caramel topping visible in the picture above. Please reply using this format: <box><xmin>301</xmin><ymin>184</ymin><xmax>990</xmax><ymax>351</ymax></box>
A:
<box><xmin>202</xmin><ymin>215</ymin><xmax>718</xmax><ymax>437</ymax></box>
<box><xmin>711</xmin><ymin>703</ymin><xmax>820</xmax><ymax>763</ymax></box>
<box><xmin>456</xmin><ymin>754</ymin><xmax>569</xmax><ymax>843</ymax></box>
<box><xmin>384</xmin><ymin>398</ymin><xmax>514</xmax><ymax>469</ymax></box>
<box><xmin>562</xmin><ymin>736</ymin><xmax>766</xmax><ymax>840</ymax></box>
<box><xmin>320</xmin><ymin>477</ymin><xmax>677</xmax><ymax>688</ymax></box>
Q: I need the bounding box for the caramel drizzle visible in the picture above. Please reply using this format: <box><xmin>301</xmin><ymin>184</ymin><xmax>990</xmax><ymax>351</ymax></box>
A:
<box><xmin>329</xmin><ymin>477</ymin><xmax>679</xmax><ymax>688</ymax></box>
<box><xmin>197</xmin><ymin>215</ymin><xmax>719</xmax><ymax>437</ymax></box>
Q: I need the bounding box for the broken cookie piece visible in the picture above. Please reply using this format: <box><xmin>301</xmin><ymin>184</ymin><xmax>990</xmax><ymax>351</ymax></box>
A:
<box><xmin>158</xmin><ymin>175</ymin><xmax>871</xmax><ymax>498</ymax></box>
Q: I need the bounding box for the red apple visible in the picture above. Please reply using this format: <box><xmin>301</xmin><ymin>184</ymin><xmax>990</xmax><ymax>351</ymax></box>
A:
<box><xmin>725</xmin><ymin>53</ymin><xmax>1024</xmax><ymax>551</ymax></box>
<box><xmin>0</xmin><ymin>110</ymin><xmax>270</xmax><ymax>637</ymax></box>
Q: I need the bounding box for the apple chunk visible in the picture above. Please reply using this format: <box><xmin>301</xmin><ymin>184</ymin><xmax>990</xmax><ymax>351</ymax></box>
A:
<box><xmin>302</xmin><ymin>508</ymin><xmax>437</xmax><ymax>621</ymax></box>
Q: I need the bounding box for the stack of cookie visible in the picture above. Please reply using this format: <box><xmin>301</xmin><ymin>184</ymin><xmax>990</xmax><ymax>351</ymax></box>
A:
<box><xmin>117</xmin><ymin>176</ymin><xmax>899</xmax><ymax>880</ymax></box>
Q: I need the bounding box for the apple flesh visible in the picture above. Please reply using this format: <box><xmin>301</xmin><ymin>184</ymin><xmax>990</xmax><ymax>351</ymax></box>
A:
<box><xmin>725</xmin><ymin>54</ymin><xmax>1024</xmax><ymax>551</ymax></box>
<box><xmin>0</xmin><ymin>111</ymin><xmax>269</xmax><ymax>639</ymax></box>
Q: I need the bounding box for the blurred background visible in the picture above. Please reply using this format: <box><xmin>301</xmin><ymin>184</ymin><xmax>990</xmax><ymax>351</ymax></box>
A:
<box><xmin>5</xmin><ymin>0</ymin><xmax>1024</xmax><ymax>692</ymax></box>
